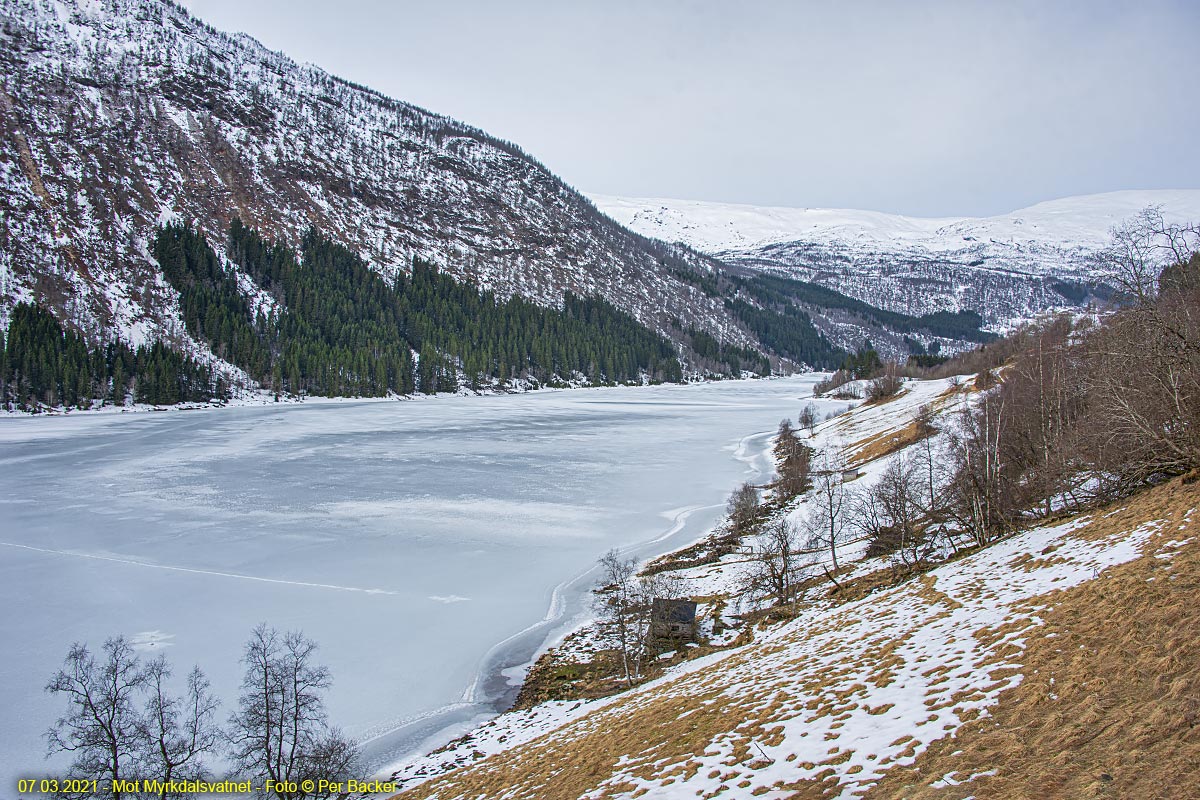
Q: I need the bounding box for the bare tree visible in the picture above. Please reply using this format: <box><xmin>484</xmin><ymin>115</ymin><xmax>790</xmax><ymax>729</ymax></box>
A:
<box><xmin>139</xmin><ymin>658</ymin><xmax>221</xmax><ymax>799</ymax></box>
<box><xmin>910</xmin><ymin>405</ymin><xmax>960</xmax><ymax>553</ymax></box>
<box><xmin>805</xmin><ymin>447</ymin><xmax>852</xmax><ymax>588</ymax></box>
<box><xmin>867</xmin><ymin>363</ymin><xmax>903</xmax><ymax>402</ymax></box>
<box><xmin>912</xmin><ymin>406</ymin><xmax>941</xmax><ymax>514</ymax></box>
<box><xmin>1099</xmin><ymin>206</ymin><xmax>1200</xmax><ymax>303</ymax></box>
<box><xmin>594</xmin><ymin>551</ymin><xmax>684</xmax><ymax>687</ymax></box>
<box><xmin>1082</xmin><ymin>212</ymin><xmax>1200</xmax><ymax>483</ymax></box>
<box><xmin>773</xmin><ymin>418</ymin><xmax>813</xmax><ymax>500</ymax></box>
<box><xmin>228</xmin><ymin>624</ymin><xmax>358</xmax><ymax>800</ymax></box>
<box><xmin>798</xmin><ymin>402</ymin><xmax>818</xmax><ymax>434</ymax></box>
<box><xmin>1081</xmin><ymin>303</ymin><xmax>1200</xmax><ymax>486</ymax></box>
<box><xmin>725</xmin><ymin>482</ymin><xmax>760</xmax><ymax>534</ymax></box>
<box><xmin>744</xmin><ymin>517</ymin><xmax>809</xmax><ymax>607</ymax></box>
<box><xmin>859</xmin><ymin>453</ymin><xmax>934</xmax><ymax>569</ymax></box>
<box><xmin>45</xmin><ymin>638</ymin><xmax>222</xmax><ymax>799</ymax></box>
<box><xmin>595</xmin><ymin>551</ymin><xmax>639</xmax><ymax>687</ymax></box>
<box><xmin>46</xmin><ymin>638</ymin><xmax>147</xmax><ymax>800</ymax></box>
<box><xmin>945</xmin><ymin>391</ymin><xmax>1011</xmax><ymax>545</ymax></box>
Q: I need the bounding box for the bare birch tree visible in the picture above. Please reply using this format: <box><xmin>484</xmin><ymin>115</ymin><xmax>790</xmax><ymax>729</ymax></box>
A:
<box><xmin>594</xmin><ymin>550</ymin><xmax>684</xmax><ymax>687</ymax></box>
<box><xmin>45</xmin><ymin>638</ymin><xmax>147</xmax><ymax>800</ymax></box>
<box><xmin>228</xmin><ymin>624</ymin><xmax>358</xmax><ymax>800</ymax></box>
<box><xmin>744</xmin><ymin>517</ymin><xmax>809</xmax><ymax>606</ymax></box>
<box><xmin>726</xmin><ymin>482</ymin><xmax>760</xmax><ymax>534</ymax></box>
<box><xmin>139</xmin><ymin>657</ymin><xmax>221</xmax><ymax>798</ymax></box>
<box><xmin>45</xmin><ymin>637</ymin><xmax>221</xmax><ymax>800</ymax></box>
<box><xmin>805</xmin><ymin>447</ymin><xmax>852</xmax><ymax>588</ymax></box>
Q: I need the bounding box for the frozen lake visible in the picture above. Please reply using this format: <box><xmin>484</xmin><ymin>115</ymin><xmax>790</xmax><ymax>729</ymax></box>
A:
<box><xmin>0</xmin><ymin>377</ymin><xmax>834</xmax><ymax>785</ymax></box>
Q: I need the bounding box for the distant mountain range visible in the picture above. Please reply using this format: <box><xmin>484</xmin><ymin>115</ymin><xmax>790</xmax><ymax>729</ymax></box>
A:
<box><xmin>591</xmin><ymin>190</ymin><xmax>1200</xmax><ymax>329</ymax></box>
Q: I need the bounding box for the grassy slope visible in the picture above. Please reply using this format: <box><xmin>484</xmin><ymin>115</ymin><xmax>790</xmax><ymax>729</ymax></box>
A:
<box><xmin>394</xmin><ymin>477</ymin><xmax>1198</xmax><ymax>799</ymax></box>
<box><xmin>864</xmin><ymin>478</ymin><xmax>1200</xmax><ymax>800</ymax></box>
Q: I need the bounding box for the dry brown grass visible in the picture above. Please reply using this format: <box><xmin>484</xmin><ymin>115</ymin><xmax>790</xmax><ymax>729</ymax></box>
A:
<box><xmin>393</xmin><ymin>480</ymin><xmax>1200</xmax><ymax>800</ymax></box>
<box><xmin>511</xmin><ymin>643</ymin><xmax>627</xmax><ymax>710</ymax></box>
<box><xmin>862</xmin><ymin>478</ymin><xmax>1200</xmax><ymax>800</ymax></box>
<box><xmin>845</xmin><ymin>420</ymin><xmax>929</xmax><ymax>467</ymax></box>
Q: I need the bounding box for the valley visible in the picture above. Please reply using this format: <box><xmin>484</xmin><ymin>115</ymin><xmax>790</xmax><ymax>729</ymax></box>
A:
<box><xmin>1</xmin><ymin>0</ymin><xmax>1198</xmax><ymax>797</ymax></box>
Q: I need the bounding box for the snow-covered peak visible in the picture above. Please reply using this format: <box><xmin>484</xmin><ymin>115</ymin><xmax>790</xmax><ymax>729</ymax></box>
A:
<box><xmin>589</xmin><ymin>189</ymin><xmax>1200</xmax><ymax>255</ymax></box>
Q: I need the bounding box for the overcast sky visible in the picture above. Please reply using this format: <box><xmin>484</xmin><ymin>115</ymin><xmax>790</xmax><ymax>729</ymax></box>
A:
<box><xmin>180</xmin><ymin>0</ymin><xmax>1200</xmax><ymax>217</ymax></box>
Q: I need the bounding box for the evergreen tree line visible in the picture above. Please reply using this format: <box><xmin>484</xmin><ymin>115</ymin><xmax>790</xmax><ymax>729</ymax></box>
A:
<box><xmin>734</xmin><ymin>274</ymin><xmax>995</xmax><ymax>344</ymax></box>
<box><xmin>155</xmin><ymin>220</ymin><xmax>683</xmax><ymax>397</ymax></box>
<box><xmin>842</xmin><ymin>344</ymin><xmax>883</xmax><ymax>379</ymax></box>
<box><xmin>724</xmin><ymin>297</ymin><xmax>846</xmax><ymax>370</ymax></box>
<box><xmin>686</xmin><ymin>328</ymin><xmax>771</xmax><ymax>376</ymax></box>
<box><xmin>1</xmin><ymin>303</ymin><xmax>225</xmax><ymax>410</ymax></box>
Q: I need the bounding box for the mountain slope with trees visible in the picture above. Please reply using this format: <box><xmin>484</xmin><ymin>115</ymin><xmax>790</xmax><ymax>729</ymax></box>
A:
<box><xmin>155</xmin><ymin>219</ymin><xmax>682</xmax><ymax>397</ymax></box>
<box><xmin>1</xmin><ymin>0</ymin><xmax>1011</xmax><ymax>399</ymax></box>
<box><xmin>0</xmin><ymin>0</ymin><xmax>756</xmax><ymax>375</ymax></box>
<box><xmin>591</xmin><ymin>191</ymin><xmax>1200</xmax><ymax>330</ymax></box>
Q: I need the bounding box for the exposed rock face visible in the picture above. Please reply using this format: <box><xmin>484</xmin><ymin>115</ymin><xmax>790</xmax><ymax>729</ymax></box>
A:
<box><xmin>0</xmin><ymin>0</ymin><xmax>744</xmax><ymax>361</ymax></box>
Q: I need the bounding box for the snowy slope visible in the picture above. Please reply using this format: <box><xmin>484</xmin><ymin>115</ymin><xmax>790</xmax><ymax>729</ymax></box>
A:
<box><xmin>398</xmin><ymin>512</ymin><xmax>1162</xmax><ymax>799</ymax></box>
<box><xmin>590</xmin><ymin>190</ymin><xmax>1200</xmax><ymax>260</ymax></box>
<box><xmin>391</xmin><ymin>377</ymin><xmax>1199</xmax><ymax>798</ymax></box>
<box><xmin>0</xmin><ymin>0</ymin><xmax>748</xmax><ymax>363</ymax></box>
<box><xmin>591</xmin><ymin>190</ymin><xmax>1200</xmax><ymax>327</ymax></box>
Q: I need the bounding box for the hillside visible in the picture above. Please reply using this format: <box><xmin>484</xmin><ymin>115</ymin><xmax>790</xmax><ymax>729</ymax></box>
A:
<box><xmin>0</xmin><ymin>0</ymin><xmax>752</xmax><ymax>371</ymax></box>
<box><xmin>591</xmin><ymin>190</ymin><xmax>1200</xmax><ymax>328</ymax></box>
<box><xmin>385</xmin><ymin>371</ymin><xmax>1200</xmax><ymax>799</ymax></box>
<box><xmin>1</xmin><ymin>0</ymin><xmax>1053</xmax><ymax>403</ymax></box>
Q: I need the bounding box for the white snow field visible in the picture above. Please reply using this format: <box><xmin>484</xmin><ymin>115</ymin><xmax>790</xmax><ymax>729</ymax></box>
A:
<box><xmin>589</xmin><ymin>189</ymin><xmax>1200</xmax><ymax>260</ymax></box>
<box><xmin>0</xmin><ymin>378</ymin><xmax>837</xmax><ymax>787</ymax></box>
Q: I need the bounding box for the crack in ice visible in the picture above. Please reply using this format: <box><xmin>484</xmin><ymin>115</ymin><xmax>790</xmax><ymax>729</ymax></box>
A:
<box><xmin>0</xmin><ymin>541</ymin><xmax>401</xmax><ymax>595</ymax></box>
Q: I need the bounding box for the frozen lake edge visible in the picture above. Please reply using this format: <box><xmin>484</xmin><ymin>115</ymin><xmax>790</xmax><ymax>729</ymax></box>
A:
<box><xmin>0</xmin><ymin>376</ymin><xmax>834</xmax><ymax>784</ymax></box>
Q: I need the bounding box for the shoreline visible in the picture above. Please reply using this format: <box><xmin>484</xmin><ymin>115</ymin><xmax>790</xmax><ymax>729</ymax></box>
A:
<box><xmin>367</xmin><ymin>421</ymin><xmax>787</xmax><ymax>780</ymax></box>
<box><xmin>0</xmin><ymin>373</ymin><xmax>796</xmax><ymax>422</ymax></box>
<box><xmin>2</xmin><ymin>376</ymin><xmax>819</xmax><ymax>786</ymax></box>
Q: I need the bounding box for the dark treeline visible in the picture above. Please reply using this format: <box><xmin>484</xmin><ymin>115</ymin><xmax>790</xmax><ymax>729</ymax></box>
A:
<box><xmin>154</xmin><ymin>220</ymin><xmax>683</xmax><ymax>397</ymax></box>
<box><xmin>842</xmin><ymin>344</ymin><xmax>883</xmax><ymax>379</ymax></box>
<box><xmin>725</xmin><ymin>297</ymin><xmax>845</xmax><ymax>369</ymax></box>
<box><xmin>813</xmin><ymin>345</ymin><xmax>901</xmax><ymax>400</ymax></box>
<box><xmin>735</xmin><ymin>273</ymin><xmax>995</xmax><ymax>344</ymax></box>
<box><xmin>669</xmin><ymin>264</ymin><xmax>722</xmax><ymax>297</ymax></box>
<box><xmin>0</xmin><ymin>303</ymin><xmax>224</xmax><ymax>410</ymax></box>
<box><xmin>686</xmin><ymin>327</ymin><xmax>771</xmax><ymax>376</ymax></box>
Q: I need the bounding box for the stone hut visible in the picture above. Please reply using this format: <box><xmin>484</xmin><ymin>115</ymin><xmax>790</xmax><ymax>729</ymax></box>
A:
<box><xmin>650</xmin><ymin>598</ymin><xmax>698</xmax><ymax>641</ymax></box>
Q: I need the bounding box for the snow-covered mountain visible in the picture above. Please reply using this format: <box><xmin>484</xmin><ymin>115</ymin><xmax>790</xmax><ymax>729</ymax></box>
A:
<box><xmin>6</xmin><ymin>0</ymin><xmax>1187</xmax><ymax>381</ymax></box>
<box><xmin>0</xmin><ymin>0</ymin><xmax>750</xmax><ymax>367</ymax></box>
<box><xmin>591</xmin><ymin>191</ymin><xmax>1200</xmax><ymax>327</ymax></box>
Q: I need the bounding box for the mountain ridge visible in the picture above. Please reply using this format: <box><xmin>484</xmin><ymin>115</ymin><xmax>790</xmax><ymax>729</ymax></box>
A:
<box><xmin>591</xmin><ymin>189</ymin><xmax>1200</xmax><ymax>328</ymax></box>
<box><xmin>0</xmin><ymin>0</ymin><xmax>756</xmax><ymax>377</ymax></box>
<box><xmin>589</xmin><ymin>189</ymin><xmax>1200</xmax><ymax>257</ymax></box>
<box><xmin>3</xmin><ymin>0</ymin><xmax>1163</xmax><ymax>395</ymax></box>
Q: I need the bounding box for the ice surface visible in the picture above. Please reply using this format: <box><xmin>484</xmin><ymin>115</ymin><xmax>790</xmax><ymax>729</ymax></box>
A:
<box><xmin>0</xmin><ymin>377</ymin><xmax>832</xmax><ymax>785</ymax></box>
